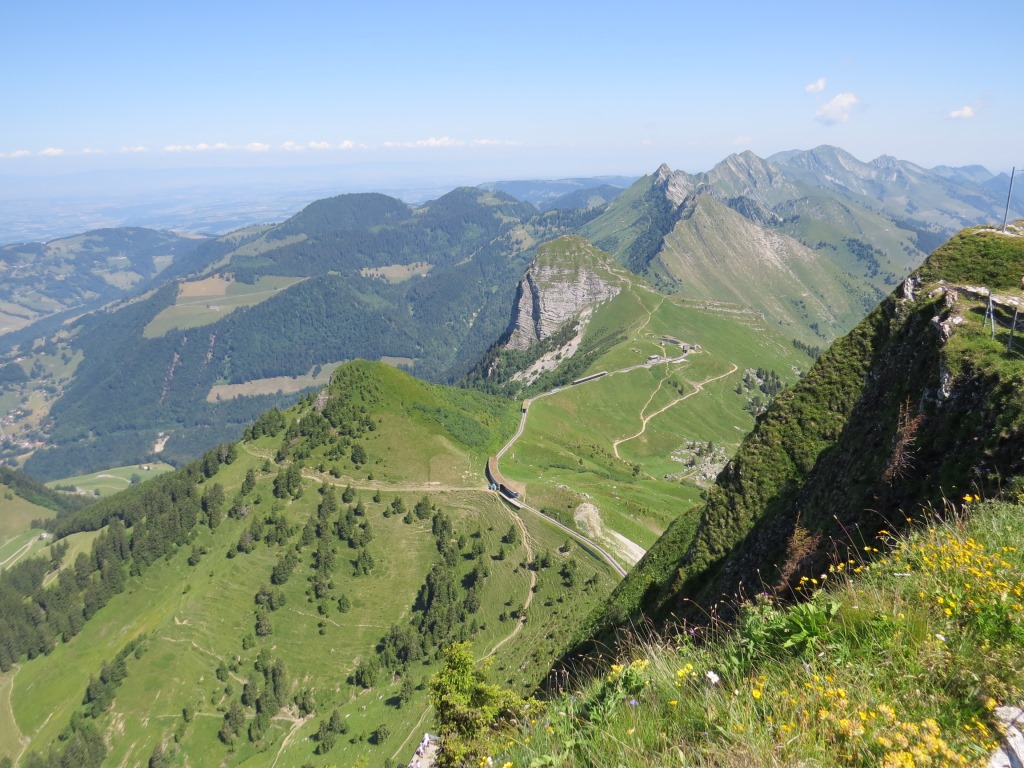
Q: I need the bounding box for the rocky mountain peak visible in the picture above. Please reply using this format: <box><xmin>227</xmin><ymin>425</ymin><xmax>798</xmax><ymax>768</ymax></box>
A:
<box><xmin>505</xmin><ymin>237</ymin><xmax>622</xmax><ymax>351</ymax></box>
<box><xmin>650</xmin><ymin>165</ymin><xmax>696</xmax><ymax>206</ymax></box>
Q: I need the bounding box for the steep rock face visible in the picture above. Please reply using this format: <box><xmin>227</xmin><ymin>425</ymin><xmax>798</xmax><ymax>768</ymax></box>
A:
<box><xmin>653</xmin><ymin>162</ymin><xmax>698</xmax><ymax>206</ymax></box>
<box><xmin>506</xmin><ymin>254</ymin><xmax>621</xmax><ymax>350</ymax></box>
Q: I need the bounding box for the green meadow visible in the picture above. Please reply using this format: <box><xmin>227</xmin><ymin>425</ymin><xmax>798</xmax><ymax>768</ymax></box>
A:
<box><xmin>143</xmin><ymin>276</ymin><xmax>304</xmax><ymax>338</ymax></box>
<box><xmin>47</xmin><ymin>462</ymin><xmax>175</xmax><ymax>497</ymax></box>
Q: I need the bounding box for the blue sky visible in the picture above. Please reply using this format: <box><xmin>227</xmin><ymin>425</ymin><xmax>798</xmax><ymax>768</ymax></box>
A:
<box><xmin>1</xmin><ymin>0</ymin><xmax>1019</xmax><ymax>185</ymax></box>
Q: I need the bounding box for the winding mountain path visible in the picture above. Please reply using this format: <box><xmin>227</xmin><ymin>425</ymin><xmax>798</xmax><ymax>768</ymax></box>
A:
<box><xmin>613</xmin><ymin>364</ymin><xmax>739</xmax><ymax>459</ymax></box>
<box><xmin>484</xmin><ymin>509</ymin><xmax>536</xmax><ymax>657</ymax></box>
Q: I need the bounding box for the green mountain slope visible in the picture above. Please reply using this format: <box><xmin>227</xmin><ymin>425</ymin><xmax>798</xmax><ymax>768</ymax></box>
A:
<box><xmin>8</xmin><ymin>150</ymin><xmax>1015</xmax><ymax>482</ymax></box>
<box><xmin>579</xmin><ymin>149</ymin><xmax>1017</xmax><ymax>347</ymax></box>
<box><xmin>480</xmin><ymin>499</ymin><xmax>1024</xmax><ymax>768</ymax></box>
<box><xmin>654</xmin><ymin>194</ymin><xmax>878</xmax><ymax>340</ymax></box>
<box><xmin>0</xmin><ymin>361</ymin><xmax>620</xmax><ymax>768</ymax></box>
<box><xmin>587</xmin><ymin>224</ymin><xmax>1024</xmax><ymax>642</ymax></box>
<box><xmin>467</xmin><ymin>237</ymin><xmax>808</xmax><ymax>570</ymax></box>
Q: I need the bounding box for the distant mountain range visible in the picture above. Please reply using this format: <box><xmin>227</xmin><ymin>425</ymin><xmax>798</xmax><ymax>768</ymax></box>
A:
<box><xmin>3</xmin><ymin>146</ymin><xmax>1022</xmax><ymax>481</ymax></box>
<box><xmin>579</xmin><ymin>147</ymin><xmax>1023</xmax><ymax>342</ymax></box>
<box><xmin>477</xmin><ymin>175</ymin><xmax>636</xmax><ymax>209</ymax></box>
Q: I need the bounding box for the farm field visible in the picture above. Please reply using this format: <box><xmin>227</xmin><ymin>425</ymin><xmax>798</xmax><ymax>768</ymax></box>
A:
<box><xmin>144</xmin><ymin>275</ymin><xmax>305</xmax><ymax>338</ymax></box>
<box><xmin>47</xmin><ymin>462</ymin><xmax>175</xmax><ymax>497</ymax></box>
<box><xmin>0</xmin><ymin>482</ymin><xmax>55</xmax><ymax>572</ymax></box>
<box><xmin>206</xmin><ymin>362</ymin><xmax>344</xmax><ymax>402</ymax></box>
<box><xmin>359</xmin><ymin>262</ymin><xmax>433</xmax><ymax>283</ymax></box>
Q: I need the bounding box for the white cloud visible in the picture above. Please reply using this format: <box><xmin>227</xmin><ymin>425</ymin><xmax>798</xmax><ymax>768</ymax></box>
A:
<box><xmin>82</xmin><ymin>147</ymin><xmax>105</xmax><ymax>154</ymax></box>
<box><xmin>815</xmin><ymin>93</ymin><xmax>859</xmax><ymax>125</ymax></box>
<box><xmin>121</xmin><ymin>145</ymin><xmax>149</xmax><ymax>153</ymax></box>
<box><xmin>338</xmin><ymin>140</ymin><xmax>355</xmax><ymax>150</ymax></box>
<box><xmin>805</xmin><ymin>77</ymin><xmax>826</xmax><ymax>94</ymax></box>
<box><xmin>949</xmin><ymin>105</ymin><xmax>975</xmax><ymax>119</ymax></box>
<box><xmin>0</xmin><ymin>149</ymin><xmax>32</xmax><ymax>159</ymax></box>
<box><xmin>164</xmin><ymin>144</ymin><xmax>201</xmax><ymax>152</ymax></box>
<box><xmin>244</xmin><ymin>142</ymin><xmax>270</xmax><ymax>152</ymax></box>
<box><xmin>39</xmin><ymin>147</ymin><xmax>65</xmax><ymax>157</ymax></box>
<box><xmin>416</xmin><ymin>136</ymin><xmax>461</xmax><ymax>147</ymax></box>
<box><xmin>164</xmin><ymin>142</ymin><xmax>243</xmax><ymax>152</ymax></box>
<box><xmin>382</xmin><ymin>136</ymin><xmax>468</xmax><ymax>149</ymax></box>
<box><xmin>471</xmin><ymin>138</ymin><xmax>521</xmax><ymax>147</ymax></box>
<box><xmin>281</xmin><ymin>140</ymin><xmax>334</xmax><ymax>151</ymax></box>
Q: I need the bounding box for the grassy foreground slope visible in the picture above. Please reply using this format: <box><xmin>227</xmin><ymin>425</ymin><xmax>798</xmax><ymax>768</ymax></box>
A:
<box><xmin>485</xmin><ymin>499</ymin><xmax>1024</xmax><ymax>767</ymax></box>
<box><xmin>0</xmin><ymin>361</ymin><xmax>620</xmax><ymax>768</ymax></box>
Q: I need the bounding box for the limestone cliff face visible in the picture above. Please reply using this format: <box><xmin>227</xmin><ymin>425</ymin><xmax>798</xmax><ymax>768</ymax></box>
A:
<box><xmin>505</xmin><ymin>257</ymin><xmax>621</xmax><ymax>350</ymax></box>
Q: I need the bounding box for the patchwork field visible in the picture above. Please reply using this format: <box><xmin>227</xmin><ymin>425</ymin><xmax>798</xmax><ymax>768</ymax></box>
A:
<box><xmin>207</xmin><ymin>362</ymin><xmax>344</xmax><ymax>402</ymax></box>
<box><xmin>360</xmin><ymin>262</ymin><xmax>433</xmax><ymax>283</ymax></box>
<box><xmin>178</xmin><ymin>275</ymin><xmax>232</xmax><ymax>298</ymax></box>
<box><xmin>144</xmin><ymin>276</ymin><xmax>305</xmax><ymax>338</ymax></box>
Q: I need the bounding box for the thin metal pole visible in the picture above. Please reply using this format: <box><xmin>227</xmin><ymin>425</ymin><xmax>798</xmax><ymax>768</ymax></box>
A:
<box><xmin>1010</xmin><ymin>307</ymin><xmax>1019</xmax><ymax>353</ymax></box>
<box><xmin>988</xmin><ymin>294</ymin><xmax>997</xmax><ymax>338</ymax></box>
<box><xmin>1003</xmin><ymin>167</ymin><xmax>1017</xmax><ymax>232</ymax></box>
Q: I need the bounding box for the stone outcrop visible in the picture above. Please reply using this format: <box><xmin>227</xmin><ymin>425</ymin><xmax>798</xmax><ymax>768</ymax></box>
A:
<box><xmin>506</xmin><ymin>261</ymin><xmax>620</xmax><ymax>350</ymax></box>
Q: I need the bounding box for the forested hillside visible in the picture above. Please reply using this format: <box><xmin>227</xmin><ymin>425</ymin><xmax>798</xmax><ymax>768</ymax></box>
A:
<box><xmin>7</xmin><ymin>151</ymin><xmax>1018</xmax><ymax>483</ymax></box>
<box><xmin>19</xmin><ymin>189</ymin><xmax>583</xmax><ymax>479</ymax></box>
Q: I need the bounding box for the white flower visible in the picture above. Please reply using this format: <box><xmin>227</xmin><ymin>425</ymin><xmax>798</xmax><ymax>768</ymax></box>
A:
<box><xmin>706</xmin><ymin>670</ymin><xmax>720</xmax><ymax>685</ymax></box>
<box><xmin>935</xmin><ymin>633</ymin><xmax>946</xmax><ymax>642</ymax></box>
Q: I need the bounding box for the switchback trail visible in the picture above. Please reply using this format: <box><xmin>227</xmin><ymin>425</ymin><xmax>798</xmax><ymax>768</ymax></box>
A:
<box><xmin>484</xmin><ymin>509</ymin><xmax>536</xmax><ymax>657</ymax></box>
<box><xmin>613</xmin><ymin>364</ymin><xmax>739</xmax><ymax>459</ymax></box>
